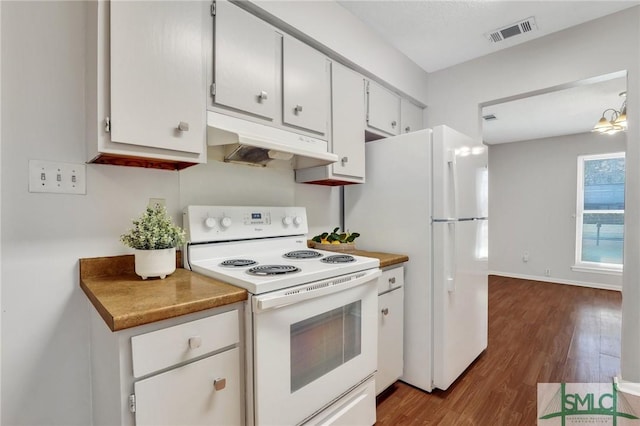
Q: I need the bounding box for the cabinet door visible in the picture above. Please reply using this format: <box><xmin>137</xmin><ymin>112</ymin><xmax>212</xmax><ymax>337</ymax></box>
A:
<box><xmin>401</xmin><ymin>99</ymin><xmax>424</xmax><ymax>134</ymax></box>
<box><xmin>377</xmin><ymin>287</ymin><xmax>404</xmax><ymax>395</ymax></box>
<box><xmin>366</xmin><ymin>81</ymin><xmax>401</xmax><ymax>136</ymax></box>
<box><xmin>282</xmin><ymin>37</ymin><xmax>329</xmax><ymax>135</ymax></box>
<box><xmin>134</xmin><ymin>347</ymin><xmax>241</xmax><ymax>426</ymax></box>
<box><xmin>110</xmin><ymin>1</ymin><xmax>205</xmax><ymax>155</ymax></box>
<box><xmin>214</xmin><ymin>1</ymin><xmax>277</xmax><ymax>120</ymax></box>
<box><xmin>331</xmin><ymin>64</ymin><xmax>365</xmax><ymax>179</ymax></box>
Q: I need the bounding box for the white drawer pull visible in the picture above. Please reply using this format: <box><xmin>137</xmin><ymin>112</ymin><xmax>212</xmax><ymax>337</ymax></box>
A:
<box><xmin>391</xmin><ymin>120</ymin><xmax>397</xmax><ymax>128</ymax></box>
<box><xmin>381</xmin><ymin>308</ymin><xmax>389</xmax><ymax>316</ymax></box>
<box><xmin>294</xmin><ymin>104</ymin><xmax>303</xmax><ymax>114</ymax></box>
<box><xmin>213</xmin><ymin>378</ymin><xmax>226</xmax><ymax>391</ymax></box>
<box><xmin>177</xmin><ymin>121</ymin><xmax>189</xmax><ymax>132</ymax></box>
<box><xmin>257</xmin><ymin>91</ymin><xmax>268</xmax><ymax>103</ymax></box>
<box><xmin>188</xmin><ymin>336</ymin><xmax>202</xmax><ymax>350</ymax></box>
<box><xmin>389</xmin><ymin>277</ymin><xmax>396</xmax><ymax>285</ymax></box>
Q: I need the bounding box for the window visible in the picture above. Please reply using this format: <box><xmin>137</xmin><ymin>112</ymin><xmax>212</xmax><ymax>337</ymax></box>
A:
<box><xmin>574</xmin><ymin>152</ymin><xmax>625</xmax><ymax>273</ymax></box>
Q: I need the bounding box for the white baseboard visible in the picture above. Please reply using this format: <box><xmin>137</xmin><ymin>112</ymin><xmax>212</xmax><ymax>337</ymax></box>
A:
<box><xmin>488</xmin><ymin>270</ymin><xmax>622</xmax><ymax>292</ymax></box>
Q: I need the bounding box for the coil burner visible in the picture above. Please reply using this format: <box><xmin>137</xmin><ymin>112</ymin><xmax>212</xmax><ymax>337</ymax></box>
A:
<box><xmin>247</xmin><ymin>265</ymin><xmax>301</xmax><ymax>276</ymax></box>
<box><xmin>321</xmin><ymin>254</ymin><xmax>356</xmax><ymax>264</ymax></box>
<box><xmin>220</xmin><ymin>259</ymin><xmax>258</xmax><ymax>267</ymax></box>
<box><xmin>283</xmin><ymin>250</ymin><xmax>323</xmax><ymax>259</ymax></box>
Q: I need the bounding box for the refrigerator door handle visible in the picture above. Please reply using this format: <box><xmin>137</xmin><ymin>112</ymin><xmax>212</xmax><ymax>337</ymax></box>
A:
<box><xmin>447</xmin><ymin>149</ymin><xmax>458</xmax><ymax>219</ymax></box>
<box><xmin>446</xmin><ymin>221</ymin><xmax>457</xmax><ymax>293</ymax></box>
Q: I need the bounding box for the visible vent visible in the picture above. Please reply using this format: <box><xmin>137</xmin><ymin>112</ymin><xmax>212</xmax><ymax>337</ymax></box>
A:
<box><xmin>485</xmin><ymin>17</ymin><xmax>537</xmax><ymax>43</ymax></box>
<box><xmin>482</xmin><ymin>114</ymin><xmax>497</xmax><ymax>121</ymax></box>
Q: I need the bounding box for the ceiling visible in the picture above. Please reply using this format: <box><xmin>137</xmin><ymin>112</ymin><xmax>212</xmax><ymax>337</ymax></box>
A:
<box><xmin>337</xmin><ymin>1</ymin><xmax>638</xmax><ymax>143</ymax></box>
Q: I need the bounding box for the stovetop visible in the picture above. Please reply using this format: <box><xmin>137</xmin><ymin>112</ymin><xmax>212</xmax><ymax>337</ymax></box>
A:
<box><xmin>187</xmin><ymin>237</ymin><xmax>379</xmax><ymax>294</ymax></box>
<box><xmin>183</xmin><ymin>205</ymin><xmax>380</xmax><ymax>294</ymax></box>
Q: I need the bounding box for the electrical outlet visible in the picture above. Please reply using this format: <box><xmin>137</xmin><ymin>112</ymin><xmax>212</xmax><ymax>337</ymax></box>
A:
<box><xmin>28</xmin><ymin>160</ymin><xmax>86</xmax><ymax>195</ymax></box>
<box><xmin>522</xmin><ymin>252</ymin><xmax>529</xmax><ymax>263</ymax></box>
<box><xmin>544</xmin><ymin>269</ymin><xmax>551</xmax><ymax>277</ymax></box>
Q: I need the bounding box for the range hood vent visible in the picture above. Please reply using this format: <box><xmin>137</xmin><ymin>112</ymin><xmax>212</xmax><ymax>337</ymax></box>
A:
<box><xmin>206</xmin><ymin>112</ymin><xmax>338</xmax><ymax>169</ymax></box>
<box><xmin>485</xmin><ymin>17</ymin><xmax>537</xmax><ymax>43</ymax></box>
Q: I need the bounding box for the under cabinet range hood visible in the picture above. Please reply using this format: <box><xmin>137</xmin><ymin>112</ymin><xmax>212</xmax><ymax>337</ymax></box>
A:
<box><xmin>207</xmin><ymin>112</ymin><xmax>338</xmax><ymax>169</ymax></box>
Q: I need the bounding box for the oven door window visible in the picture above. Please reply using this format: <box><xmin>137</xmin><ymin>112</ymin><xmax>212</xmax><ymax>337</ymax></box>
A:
<box><xmin>291</xmin><ymin>301</ymin><xmax>361</xmax><ymax>392</ymax></box>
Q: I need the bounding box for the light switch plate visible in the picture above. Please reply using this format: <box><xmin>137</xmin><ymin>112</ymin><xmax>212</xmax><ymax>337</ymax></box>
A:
<box><xmin>28</xmin><ymin>160</ymin><xmax>86</xmax><ymax>195</ymax></box>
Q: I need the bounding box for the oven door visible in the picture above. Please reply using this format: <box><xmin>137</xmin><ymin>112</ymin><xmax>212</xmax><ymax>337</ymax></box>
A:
<box><xmin>252</xmin><ymin>268</ymin><xmax>380</xmax><ymax>425</ymax></box>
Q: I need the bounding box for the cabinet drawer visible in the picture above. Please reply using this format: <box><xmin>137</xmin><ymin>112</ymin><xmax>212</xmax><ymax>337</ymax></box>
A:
<box><xmin>378</xmin><ymin>266</ymin><xmax>404</xmax><ymax>294</ymax></box>
<box><xmin>131</xmin><ymin>310</ymin><xmax>239</xmax><ymax>378</ymax></box>
<box><xmin>134</xmin><ymin>347</ymin><xmax>242</xmax><ymax>426</ymax></box>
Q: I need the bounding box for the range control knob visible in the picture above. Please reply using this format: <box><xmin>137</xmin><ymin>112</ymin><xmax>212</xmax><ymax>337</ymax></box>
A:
<box><xmin>204</xmin><ymin>217</ymin><xmax>217</xmax><ymax>229</ymax></box>
<box><xmin>282</xmin><ymin>216</ymin><xmax>293</xmax><ymax>226</ymax></box>
<box><xmin>220</xmin><ymin>216</ymin><xmax>232</xmax><ymax>228</ymax></box>
<box><xmin>293</xmin><ymin>216</ymin><xmax>303</xmax><ymax>226</ymax></box>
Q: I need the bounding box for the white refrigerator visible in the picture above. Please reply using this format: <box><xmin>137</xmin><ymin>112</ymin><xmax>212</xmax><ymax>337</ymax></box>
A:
<box><xmin>344</xmin><ymin>125</ymin><xmax>488</xmax><ymax>392</ymax></box>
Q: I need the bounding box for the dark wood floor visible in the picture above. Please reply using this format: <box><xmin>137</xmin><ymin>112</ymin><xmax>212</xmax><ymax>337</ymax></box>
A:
<box><xmin>375</xmin><ymin>275</ymin><xmax>622</xmax><ymax>425</ymax></box>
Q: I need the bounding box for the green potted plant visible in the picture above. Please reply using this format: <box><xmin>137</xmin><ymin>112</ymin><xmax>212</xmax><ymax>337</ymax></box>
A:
<box><xmin>120</xmin><ymin>203</ymin><xmax>186</xmax><ymax>280</ymax></box>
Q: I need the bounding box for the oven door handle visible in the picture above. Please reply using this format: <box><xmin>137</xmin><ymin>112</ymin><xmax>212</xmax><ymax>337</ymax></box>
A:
<box><xmin>254</xmin><ymin>268</ymin><xmax>381</xmax><ymax>312</ymax></box>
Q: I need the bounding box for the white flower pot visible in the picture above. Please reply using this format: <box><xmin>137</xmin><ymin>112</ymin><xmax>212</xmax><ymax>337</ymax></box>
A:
<box><xmin>134</xmin><ymin>247</ymin><xmax>176</xmax><ymax>280</ymax></box>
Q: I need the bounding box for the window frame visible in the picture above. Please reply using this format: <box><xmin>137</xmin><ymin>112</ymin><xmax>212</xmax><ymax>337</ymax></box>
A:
<box><xmin>573</xmin><ymin>152</ymin><xmax>625</xmax><ymax>274</ymax></box>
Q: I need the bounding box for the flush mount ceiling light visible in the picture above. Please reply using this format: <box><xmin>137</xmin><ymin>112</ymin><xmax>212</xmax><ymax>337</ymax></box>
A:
<box><xmin>592</xmin><ymin>91</ymin><xmax>627</xmax><ymax>135</ymax></box>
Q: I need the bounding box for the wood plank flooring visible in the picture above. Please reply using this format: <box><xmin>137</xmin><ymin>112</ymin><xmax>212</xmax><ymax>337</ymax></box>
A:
<box><xmin>375</xmin><ymin>275</ymin><xmax>622</xmax><ymax>425</ymax></box>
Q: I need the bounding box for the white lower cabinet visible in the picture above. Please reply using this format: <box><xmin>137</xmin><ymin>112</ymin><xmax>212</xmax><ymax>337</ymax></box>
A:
<box><xmin>376</xmin><ymin>266</ymin><xmax>405</xmax><ymax>395</ymax></box>
<box><xmin>88</xmin><ymin>304</ymin><xmax>243</xmax><ymax>426</ymax></box>
<box><xmin>134</xmin><ymin>347</ymin><xmax>241</xmax><ymax>426</ymax></box>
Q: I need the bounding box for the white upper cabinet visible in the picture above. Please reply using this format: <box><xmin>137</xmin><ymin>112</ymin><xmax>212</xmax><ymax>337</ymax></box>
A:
<box><xmin>401</xmin><ymin>99</ymin><xmax>424</xmax><ymax>134</ymax></box>
<box><xmin>282</xmin><ymin>36</ymin><xmax>330</xmax><ymax>136</ymax></box>
<box><xmin>295</xmin><ymin>62</ymin><xmax>365</xmax><ymax>185</ymax></box>
<box><xmin>110</xmin><ymin>1</ymin><xmax>205</xmax><ymax>155</ymax></box>
<box><xmin>331</xmin><ymin>63</ymin><xmax>365</xmax><ymax>179</ymax></box>
<box><xmin>366</xmin><ymin>80</ymin><xmax>401</xmax><ymax>136</ymax></box>
<box><xmin>213</xmin><ymin>1</ymin><xmax>277</xmax><ymax>120</ymax></box>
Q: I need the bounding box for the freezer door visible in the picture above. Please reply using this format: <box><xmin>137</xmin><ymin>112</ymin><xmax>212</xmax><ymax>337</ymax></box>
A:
<box><xmin>432</xmin><ymin>125</ymin><xmax>488</xmax><ymax>220</ymax></box>
<box><xmin>432</xmin><ymin>219</ymin><xmax>488</xmax><ymax>390</ymax></box>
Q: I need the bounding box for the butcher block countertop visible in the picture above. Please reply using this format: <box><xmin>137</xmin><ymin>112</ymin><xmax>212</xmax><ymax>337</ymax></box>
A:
<box><xmin>307</xmin><ymin>241</ymin><xmax>409</xmax><ymax>268</ymax></box>
<box><xmin>79</xmin><ymin>255</ymin><xmax>247</xmax><ymax>332</ymax></box>
<box><xmin>350</xmin><ymin>250</ymin><xmax>409</xmax><ymax>268</ymax></box>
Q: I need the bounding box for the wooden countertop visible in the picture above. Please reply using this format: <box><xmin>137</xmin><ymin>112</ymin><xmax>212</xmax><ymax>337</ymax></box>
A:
<box><xmin>79</xmin><ymin>255</ymin><xmax>247</xmax><ymax>332</ymax></box>
<box><xmin>349</xmin><ymin>250</ymin><xmax>409</xmax><ymax>268</ymax></box>
<box><xmin>307</xmin><ymin>241</ymin><xmax>408</xmax><ymax>268</ymax></box>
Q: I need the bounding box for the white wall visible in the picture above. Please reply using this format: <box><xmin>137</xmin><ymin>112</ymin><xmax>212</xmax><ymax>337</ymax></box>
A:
<box><xmin>0</xmin><ymin>1</ymin><xmax>424</xmax><ymax>424</ymax></box>
<box><xmin>426</xmin><ymin>8</ymin><xmax>640</xmax><ymax>381</ymax></box>
<box><xmin>489</xmin><ymin>132</ymin><xmax>625</xmax><ymax>290</ymax></box>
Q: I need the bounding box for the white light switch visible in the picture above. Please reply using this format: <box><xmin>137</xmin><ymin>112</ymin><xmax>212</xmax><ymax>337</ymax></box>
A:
<box><xmin>29</xmin><ymin>160</ymin><xmax>86</xmax><ymax>195</ymax></box>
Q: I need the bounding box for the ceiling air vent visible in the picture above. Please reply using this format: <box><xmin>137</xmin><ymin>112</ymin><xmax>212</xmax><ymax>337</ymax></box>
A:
<box><xmin>482</xmin><ymin>114</ymin><xmax>497</xmax><ymax>121</ymax></box>
<box><xmin>485</xmin><ymin>17</ymin><xmax>538</xmax><ymax>43</ymax></box>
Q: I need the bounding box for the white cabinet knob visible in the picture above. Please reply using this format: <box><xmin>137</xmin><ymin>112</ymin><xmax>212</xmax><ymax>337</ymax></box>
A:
<box><xmin>282</xmin><ymin>216</ymin><xmax>293</xmax><ymax>226</ymax></box>
<box><xmin>341</xmin><ymin>156</ymin><xmax>349</xmax><ymax>165</ymax></box>
<box><xmin>220</xmin><ymin>216</ymin><xmax>232</xmax><ymax>228</ymax></box>
<box><xmin>204</xmin><ymin>217</ymin><xmax>217</xmax><ymax>229</ymax></box>
<box><xmin>381</xmin><ymin>308</ymin><xmax>389</xmax><ymax>316</ymax></box>
<box><xmin>293</xmin><ymin>216</ymin><xmax>303</xmax><ymax>226</ymax></box>
<box><xmin>213</xmin><ymin>378</ymin><xmax>226</xmax><ymax>391</ymax></box>
<box><xmin>405</xmin><ymin>126</ymin><xmax>411</xmax><ymax>133</ymax></box>
<box><xmin>389</xmin><ymin>277</ymin><xmax>396</xmax><ymax>285</ymax></box>
<box><xmin>177</xmin><ymin>121</ymin><xmax>189</xmax><ymax>132</ymax></box>
<box><xmin>188</xmin><ymin>336</ymin><xmax>202</xmax><ymax>349</ymax></box>
<box><xmin>257</xmin><ymin>91</ymin><xmax>268</xmax><ymax>103</ymax></box>
<box><xmin>391</xmin><ymin>120</ymin><xmax>397</xmax><ymax>128</ymax></box>
<box><xmin>294</xmin><ymin>105</ymin><xmax>303</xmax><ymax>114</ymax></box>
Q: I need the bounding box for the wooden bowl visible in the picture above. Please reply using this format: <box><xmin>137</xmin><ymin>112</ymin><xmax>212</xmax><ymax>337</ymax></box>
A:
<box><xmin>310</xmin><ymin>242</ymin><xmax>356</xmax><ymax>252</ymax></box>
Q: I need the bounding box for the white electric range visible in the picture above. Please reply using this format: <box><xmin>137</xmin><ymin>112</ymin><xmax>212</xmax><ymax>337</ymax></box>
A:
<box><xmin>183</xmin><ymin>206</ymin><xmax>380</xmax><ymax>426</ymax></box>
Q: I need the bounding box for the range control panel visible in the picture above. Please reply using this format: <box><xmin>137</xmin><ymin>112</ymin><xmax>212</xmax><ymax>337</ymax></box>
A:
<box><xmin>184</xmin><ymin>206</ymin><xmax>308</xmax><ymax>243</ymax></box>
